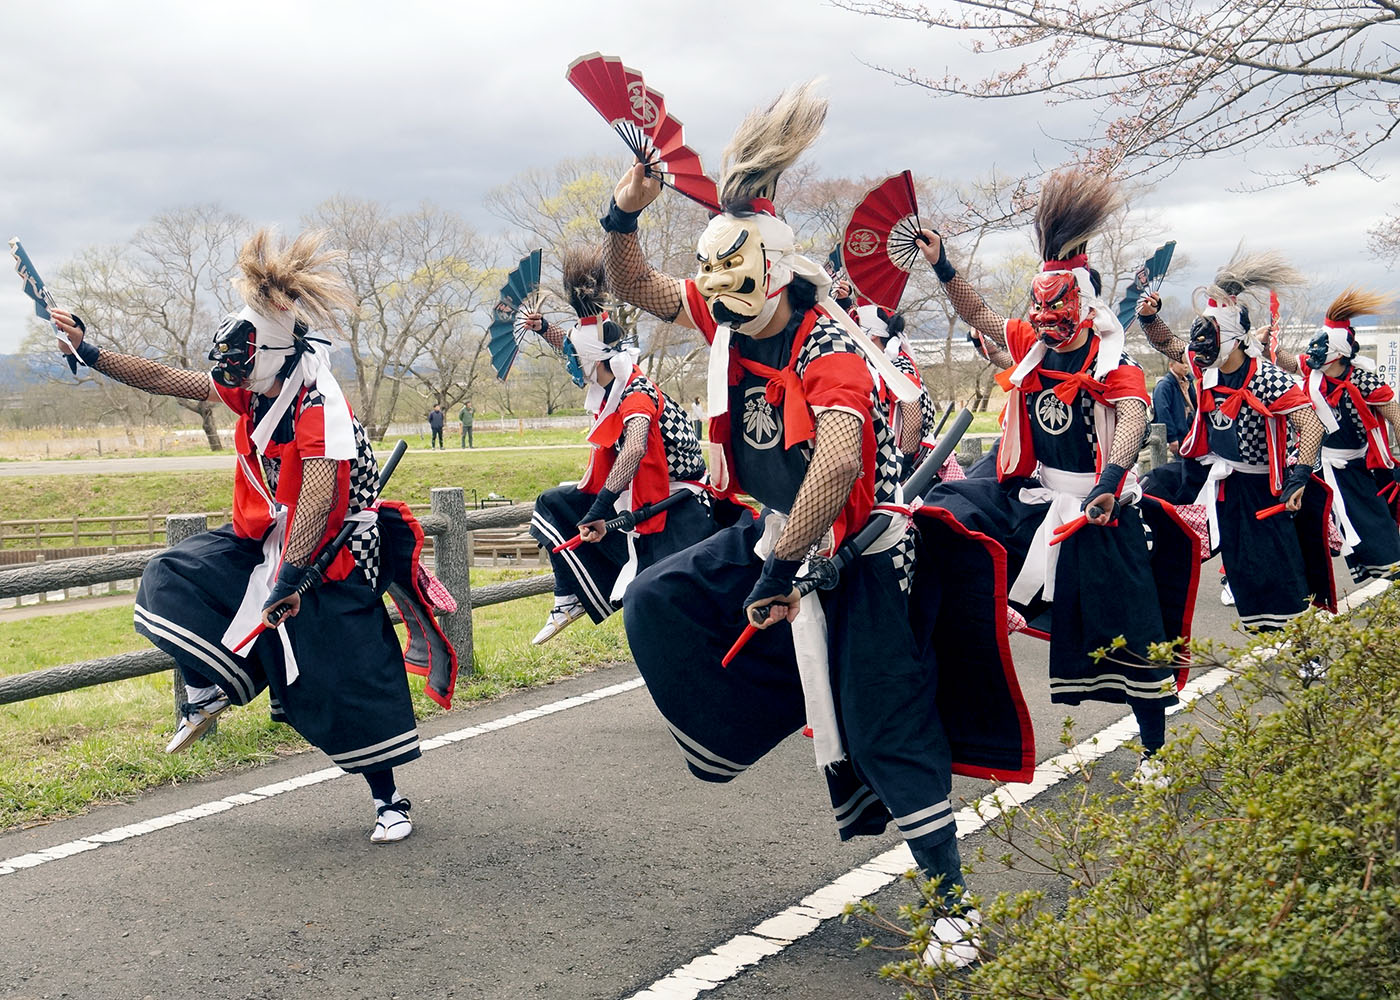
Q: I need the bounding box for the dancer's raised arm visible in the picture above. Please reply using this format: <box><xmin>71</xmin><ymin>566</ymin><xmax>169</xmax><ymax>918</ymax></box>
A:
<box><xmin>600</xmin><ymin>163</ymin><xmax>691</xmax><ymax>327</ymax></box>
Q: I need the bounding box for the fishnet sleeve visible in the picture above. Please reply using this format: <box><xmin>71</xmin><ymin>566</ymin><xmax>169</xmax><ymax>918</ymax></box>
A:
<box><xmin>943</xmin><ymin>276</ymin><xmax>1008</xmax><ymax>349</ymax></box>
<box><xmin>1378</xmin><ymin>399</ymin><xmax>1400</xmax><ymax>453</ymax></box>
<box><xmin>773</xmin><ymin>409</ymin><xmax>863</xmax><ymax>561</ymax></box>
<box><xmin>1288</xmin><ymin>407</ymin><xmax>1325</xmax><ymax>468</ymax></box>
<box><xmin>282</xmin><ymin>458</ymin><xmax>341</xmax><ymax>567</ymax></box>
<box><xmin>1272</xmin><ymin>350</ymin><xmax>1300</xmax><ymax>375</ymax></box>
<box><xmin>986</xmin><ymin>343</ymin><xmax>1013</xmax><ymax>369</ymax></box>
<box><xmin>897</xmin><ymin>401</ymin><xmax>922</xmax><ymax>454</ymax></box>
<box><xmin>602</xmin><ymin>230</ymin><xmax>685</xmax><ymax>323</ymax></box>
<box><xmin>538</xmin><ymin>322</ymin><xmax>567</xmax><ymax>354</ymax></box>
<box><xmin>1142</xmin><ymin>316</ymin><xmax>1186</xmax><ymax>363</ymax></box>
<box><xmin>603</xmin><ymin>415</ymin><xmax>651</xmax><ymax>493</ymax></box>
<box><xmin>92</xmin><ymin>350</ymin><xmax>213</xmax><ymax>400</ymax></box>
<box><xmin>1108</xmin><ymin>397</ymin><xmax>1149</xmax><ymax>469</ymax></box>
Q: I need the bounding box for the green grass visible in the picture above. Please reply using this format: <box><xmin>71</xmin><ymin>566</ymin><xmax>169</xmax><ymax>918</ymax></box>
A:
<box><xmin>0</xmin><ymin>448</ymin><xmax>591</xmax><ymax>544</ymax></box>
<box><xmin>0</xmin><ymin>569</ymin><xmax>629</xmax><ymax>831</ymax></box>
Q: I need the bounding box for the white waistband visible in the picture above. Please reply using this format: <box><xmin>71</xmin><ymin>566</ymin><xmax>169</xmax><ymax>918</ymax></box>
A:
<box><xmin>1199</xmin><ymin>454</ymin><xmax>1269</xmax><ymax>476</ymax></box>
<box><xmin>1037</xmin><ymin>466</ymin><xmax>1097</xmax><ymax>496</ymax></box>
<box><xmin>1321</xmin><ymin>445</ymin><xmax>1368</xmax><ymax>467</ymax></box>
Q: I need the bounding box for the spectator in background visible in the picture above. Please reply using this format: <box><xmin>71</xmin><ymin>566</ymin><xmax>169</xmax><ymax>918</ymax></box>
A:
<box><xmin>428</xmin><ymin>404</ymin><xmax>445</xmax><ymax>449</ymax></box>
<box><xmin>460</xmin><ymin>401</ymin><xmax>474</xmax><ymax>449</ymax></box>
<box><xmin>689</xmin><ymin>396</ymin><xmax>704</xmax><ymax>440</ymax></box>
<box><xmin>1151</xmin><ymin>360</ymin><xmax>1196</xmax><ymax>457</ymax></box>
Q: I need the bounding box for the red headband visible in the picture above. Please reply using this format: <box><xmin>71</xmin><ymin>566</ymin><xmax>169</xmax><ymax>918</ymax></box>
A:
<box><xmin>1041</xmin><ymin>254</ymin><xmax>1088</xmax><ymax>272</ymax></box>
<box><xmin>1323</xmin><ymin>317</ymin><xmax>1350</xmax><ymax>330</ymax></box>
<box><xmin>748</xmin><ymin>198</ymin><xmax>777</xmax><ymax>217</ymax></box>
<box><xmin>577</xmin><ymin>311</ymin><xmax>609</xmax><ymax>327</ymax></box>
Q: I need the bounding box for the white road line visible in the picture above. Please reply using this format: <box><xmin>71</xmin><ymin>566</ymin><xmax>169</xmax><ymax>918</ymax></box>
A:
<box><xmin>0</xmin><ymin>677</ymin><xmax>645</xmax><ymax>878</ymax></box>
<box><xmin>624</xmin><ymin>578</ymin><xmax>1393</xmax><ymax>1000</ymax></box>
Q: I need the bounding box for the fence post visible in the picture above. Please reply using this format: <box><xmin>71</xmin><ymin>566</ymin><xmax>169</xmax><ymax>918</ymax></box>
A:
<box><xmin>431</xmin><ymin>487</ymin><xmax>474</xmax><ymax>677</ymax></box>
<box><xmin>957</xmin><ymin>435</ymin><xmax>984</xmax><ymax>469</ymax></box>
<box><xmin>165</xmin><ymin>514</ymin><xmax>209</xmax><ymax>732</ymax></box>
<box><xmin>1141</xmin><ymin>422</ymin><xmax>1169</xmax><ymax>475</ymax></box>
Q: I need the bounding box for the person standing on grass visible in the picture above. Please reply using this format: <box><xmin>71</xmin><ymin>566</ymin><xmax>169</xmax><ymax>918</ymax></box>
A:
<box><xmin>461</xmin><ymin>401</ymin><xmax>474</xmax><ymax>448</ymax></box>
<box><xmin>428</xmin><ymin>403</ymin><xmax>445</xmax><ymax>449</ymax></box>
<box><xmin>689</xmin><ymin>396</ymin><xmax>704</xmax><ymax>440</ymax></box>
<box><xmin>50</xmin><ymin>228</ymin><xmax>457</xmax><ymax>844</ymax></box>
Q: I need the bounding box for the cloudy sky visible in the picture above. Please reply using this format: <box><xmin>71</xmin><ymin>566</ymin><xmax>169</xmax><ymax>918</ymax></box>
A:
<box><xmin>2</xmin><ymin>0</ymin><xmax>1396</xmax><ymax>353</ymax></box>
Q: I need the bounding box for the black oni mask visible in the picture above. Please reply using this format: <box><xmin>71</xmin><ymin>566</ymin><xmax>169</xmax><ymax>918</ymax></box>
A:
<box><xmin>208</xmin><ymin>315</ymin><xmax>258</xmax><ymax>389</ymax></box>
<box><xmin>1188</xmin><ymin>316</ymin><xmax>1222</xmax><ymax>368</ymax></box>
<box><xmin>1305</xmin><ymin>331</ymin><xmax>1332</xmax><ymax>372</ymax></box>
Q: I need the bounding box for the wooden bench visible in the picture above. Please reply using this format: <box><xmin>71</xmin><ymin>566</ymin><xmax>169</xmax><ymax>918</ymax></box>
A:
<box><xmin>470</xmin><ymin>528</ymin><xmax>545</xmax><ymax>566</ymax></box>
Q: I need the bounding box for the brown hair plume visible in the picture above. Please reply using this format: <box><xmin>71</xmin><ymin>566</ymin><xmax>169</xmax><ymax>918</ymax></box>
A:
<box><xmin>561</xmin><ymin>245</ymin><xmax>607</xmax><ymax>318</ymax></box>
<box><xmin>1034</xmin><ymin>169</ymin><xmax>1124</xmax><ymax>264</ymax></box>
<box><xmin>1325</xmin><ymin>286</ymin><xmax>1395</xmax><ymax>326</ymax></box>
<box><xmin>1208</xmin><ymin>246</ymin><xmax>1303</xmax><ymax>301</ymax></box>
<box><xmin>234</xmin><ymin>228</ymin><xmax>354</xmax><ymax>333</ymax></box>
<box><xmin>718</xmin><ymin>82</ymin><xmax>827</xmax><ymax>210</ymax></box>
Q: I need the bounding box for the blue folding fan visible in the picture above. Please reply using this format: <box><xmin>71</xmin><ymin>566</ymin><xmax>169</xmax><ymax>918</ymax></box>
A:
<box><xmin>488</xmin><ymin>249</ymin><xmax>545</xmax><ymax>381</ymax></box>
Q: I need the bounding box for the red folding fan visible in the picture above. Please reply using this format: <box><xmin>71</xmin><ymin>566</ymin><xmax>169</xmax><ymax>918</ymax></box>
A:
<box><xmin>567</xmin><ymin>52</ymin><xmax>722</xmax><ymax>214</ymax></box>
<box><xmin>842</xmin><ymin>171</ymin><xmax>924</xmax><ymax>312</ymax></box>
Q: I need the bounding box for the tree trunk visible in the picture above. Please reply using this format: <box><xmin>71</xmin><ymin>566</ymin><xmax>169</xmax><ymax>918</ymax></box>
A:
<box><xmin>198</xmin><ymin>401</ymin><xmax>224</xmax><ymax>451</ymax></box>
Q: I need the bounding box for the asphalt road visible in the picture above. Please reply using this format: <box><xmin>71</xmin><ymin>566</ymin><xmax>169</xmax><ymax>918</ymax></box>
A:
<box><xmin>0</xmin><ymin>558</ymin><xmax>1373</xmax><ymax>1000</ymax></box>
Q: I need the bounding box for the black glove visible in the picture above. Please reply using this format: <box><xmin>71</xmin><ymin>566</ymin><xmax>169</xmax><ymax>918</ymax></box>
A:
<box><xmin>263</xmin><ymin>562</ymin><xmax>309</xmax><ymax>612</ymax></box>
<box><xmin>599</xmin><ymin>197</ymin><xmax>642</xmax><ymax>235</ymax></box>
<box><xmin>926</xmin><ymin>231</ymin><xmax>957</xmax><ymax>283</ymax></box>
<box><xmin>1279</xmin><ymin>463</ymin><xmax>1312</xmax><ymax>509</ymax></box>
<box><xmin>69</xmin><ymin>313</ymin><xmax>99</xmax><ymax>367</ymax></box>
<box><xmin>1082</xmin><ymin>463</ymin><xmax>1127</xmax><ymax>517</ymax></box>
<box><xmin>580</xmin><ymin>487</ymin><xmax>621</xmax><ymax>528</ymax></box>
<box><xmin>743</xmin><ymin>555</ymin><xmax>802</xmax><ymax>623</ymax></box>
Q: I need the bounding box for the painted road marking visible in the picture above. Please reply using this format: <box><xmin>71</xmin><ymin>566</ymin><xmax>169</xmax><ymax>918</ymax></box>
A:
<box><xmin>0</xmin><ymin>678</ymin><xmax>644</xmax><ymax>877</ymax></box>
<box><xmin>623</xmin><ymin>576</ymin><xmax>1393</xmax><ymax>999</ymax></box>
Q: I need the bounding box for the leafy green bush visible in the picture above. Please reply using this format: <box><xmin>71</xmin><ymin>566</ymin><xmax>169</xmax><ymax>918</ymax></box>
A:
<box><xmin>850</xmin><ymin>593</ymin><xmax>1400</xmax><ymax>999</ymax></box>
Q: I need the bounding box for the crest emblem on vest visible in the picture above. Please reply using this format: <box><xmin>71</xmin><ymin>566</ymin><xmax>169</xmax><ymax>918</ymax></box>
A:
<box><xmin>1208</xmin><ymin>406</ymin><xmax>1234</xmax><ymax>431</ymax></box>
<box><xmin>844</xmin><ymin>229</ymin><xmax>880</xmax><ymax>258</ymax></box>
<box><xmin>742</xmin><ymin>386</ymin><xmax>781</xmax><ymax>450</ymax></box>
<box><xmin>1034</xmin><ymin>391</ymin><xmax>1072</xmax><ymax>436</ymax></box>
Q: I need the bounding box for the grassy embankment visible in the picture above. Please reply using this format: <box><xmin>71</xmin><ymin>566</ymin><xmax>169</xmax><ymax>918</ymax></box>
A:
<box><xmin>0</xmin><ymin>414</ymin><xmax>1004</xmax><ymax>829</ymax></box>
<box><xmin>0</xmin><ymin>446</ymin><xmax>626</xmax><ymax>831</ymax></box>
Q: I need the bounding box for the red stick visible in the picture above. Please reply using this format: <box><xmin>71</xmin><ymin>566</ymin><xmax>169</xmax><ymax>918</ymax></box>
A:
<box><xmin>1050</xmin><ymin>514</ymin><xmax>1088</xmax><ymax>546</ymax></box>
<box><xmin>1378</xmin><ymin>482</ymin><xmax>1400</xmax><ymax>503</ymax></box>
<box><xmin>721</xmin><ymin>623</ymin><xmax>758</xmax><ymax>668</ymax></box>
<box><xmin>1255</xmin><ymin>503</ymin><xmax>1288</xmax><ymax>520</ymax></box>
<box><xmin>551</xmin><ymin>535</ymin><xmax>583</xmax><ymax>553</ymax></box>
<box><xmin>230</xmin><ymin>622</ymin><xmax>266</xmax><ymax>653</ymax></box>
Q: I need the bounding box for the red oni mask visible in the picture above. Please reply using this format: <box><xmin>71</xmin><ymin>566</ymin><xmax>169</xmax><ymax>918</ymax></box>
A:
<box><xmin>1030</xmin><ymin>271</ymin><xmax>1090</xmax><ymax>347</ymax></box>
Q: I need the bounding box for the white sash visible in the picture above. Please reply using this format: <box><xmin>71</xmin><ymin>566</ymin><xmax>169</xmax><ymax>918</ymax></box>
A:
<box><xmin>1320</xmin><ymin>444</ymin><xmax>1368</xmax><ymax>554</ymax></box>
<box><xmin>1008</xmin><ymin>465</ymin><xmax>1143</xmax><ymax>605</ymax></box>
<box><xmin>1190</xmin><ymin>455</ymin><xmax>1270</xmax><ymax>550</ymax></box>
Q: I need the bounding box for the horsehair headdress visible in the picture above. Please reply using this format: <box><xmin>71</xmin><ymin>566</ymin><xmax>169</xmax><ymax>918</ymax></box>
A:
<box><xmin>561</xmin><ymin>244</ymin><xmax>608</xmax><ymax>318</ymax></box>
<box><xmin>1325</xmin><ymin>286</ymin><xmax>1394</xmax><ymax>327</ymax></box>
<box><xmin>717</xmin><ymin>81</ymin><xmax>827</xmax><ymax>210</ymax></box>
<box><xmin>234</xmin><ymin>227</ymin><xmax>354</xmax><ymax>334</ymax></box>
<box><xmin>1205</xmin><ymin>246</ymin><xmax>1303</xmax><ymax>306</ymax></box>
<box><xmin>1033</xmin><ymin>169</ymin><xmax>1124</xmax><ymax>264</ymax></box>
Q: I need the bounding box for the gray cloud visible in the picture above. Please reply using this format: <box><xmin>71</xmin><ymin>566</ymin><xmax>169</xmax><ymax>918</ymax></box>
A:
<box><xmin>2</xmin><ymin>0</ymin><xmax>1394</xmax><ymax>353</ymax></box>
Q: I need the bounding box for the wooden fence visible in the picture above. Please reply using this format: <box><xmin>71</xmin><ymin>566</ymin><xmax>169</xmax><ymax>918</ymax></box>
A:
<box><xmin>0</xmin><ymin>488</ymin><xmax>553</xmax><ymax>711</ymax></box>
